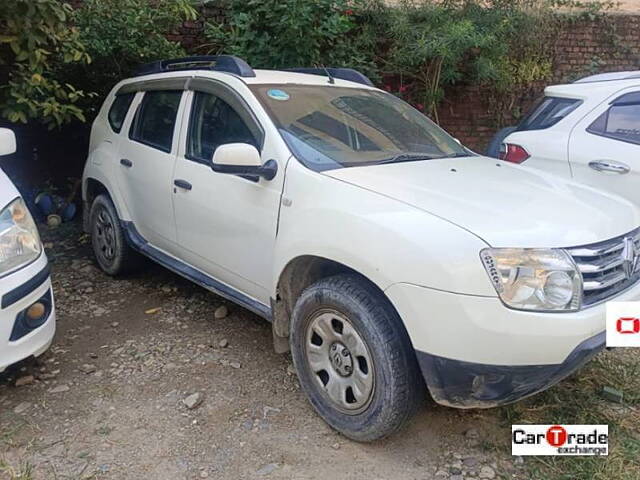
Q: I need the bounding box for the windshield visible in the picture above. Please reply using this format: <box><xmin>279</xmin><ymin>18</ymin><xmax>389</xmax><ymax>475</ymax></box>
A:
<box><xmin>250</xmin><ymin>85</ymin><xmax>469</xmax><ymax>171</ymax></box>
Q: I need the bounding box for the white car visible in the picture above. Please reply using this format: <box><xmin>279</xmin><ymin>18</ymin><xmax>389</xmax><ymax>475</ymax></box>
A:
<box><xmin>82</xmin><ymin>56</ymin><xmax>640</xmax><ymax>441</ymax></box>
<box><xmin>499</xmin><ymin>71</ymin><xmax>640</xmax><ymax>207</ymax></box>
<box><xmin>0</xmin><ymin>128</ymin><xmax>56</xmax><ymax>373</ymax></box>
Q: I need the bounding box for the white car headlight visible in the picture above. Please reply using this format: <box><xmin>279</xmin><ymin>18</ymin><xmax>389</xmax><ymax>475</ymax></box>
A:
<box><xmin>480</xmin><ymin>248</ymin><xmax>582</xmax><ymax>312</ymax></box>
<box><xmin>0</xmin><ymin>197</ymin><xmax>42</xmax><ymax>276</ymax></box>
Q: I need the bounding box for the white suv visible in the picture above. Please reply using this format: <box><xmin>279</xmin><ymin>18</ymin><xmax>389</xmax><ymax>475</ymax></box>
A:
<box><xmin>0</xmin><ymin>128</ymin><xmax>56</xmax><ymax>373</ymax></box>
<box><xmin>499</xmin><ymin>71</ymin><xmax>640</xmax><ymax>207</ymax></box>
<box><xmin>82</xmin><ymin>56</ymin><xmax>640</xmax><ymax>441</ymax></box>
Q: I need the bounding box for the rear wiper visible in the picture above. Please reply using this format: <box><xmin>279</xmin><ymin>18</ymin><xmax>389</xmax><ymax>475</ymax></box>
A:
<box><xmin>377</xmin><ymin>153</ymin><xmax>436</xmax><ymax>165</ymax></box>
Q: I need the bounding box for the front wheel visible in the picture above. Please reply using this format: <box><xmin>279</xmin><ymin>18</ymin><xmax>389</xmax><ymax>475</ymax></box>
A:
<box><xmin>290</xmin><ymin>274</ymin><xmax>425</xmax><ymax>442</ymax></box>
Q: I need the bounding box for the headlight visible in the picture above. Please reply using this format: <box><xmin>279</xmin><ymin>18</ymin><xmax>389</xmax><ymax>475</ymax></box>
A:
<box><xmin>0</xmin><ymin>197</ymin><xmax>42</xmax><ymax>276</ymax></box>
<box><xmin>480</xmin><ymin>248</ymin><xmax>582</xmax><ymax>312</ymax></box>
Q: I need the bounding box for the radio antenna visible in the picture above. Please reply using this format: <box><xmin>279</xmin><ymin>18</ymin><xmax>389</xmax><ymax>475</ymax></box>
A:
<box><xmin>322</xmin><ymin>66</ymin><xmax>335</xmax><ymax>84</ymax></box>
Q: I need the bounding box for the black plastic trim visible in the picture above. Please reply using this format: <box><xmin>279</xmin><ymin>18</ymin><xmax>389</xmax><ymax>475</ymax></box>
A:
<box><xmin>173</xmin><ymin>179</ymin><xmax>192</xmax><ymax>190</ymax></box>
<box><xmin>121</xmin><ymin>221</ymin><xmax>272</xmax><ymax>320</ymax></box>
<box><xmin>416</xmin><ymin>331</ymin><xmax>605</xmax><ymax>408</ymax></box>
<box><xmin>2</xmin><ymin>262</ymin><xmax>51</xmax><ymax>309</ymax></box>
<box><xmin>211</xmin><ymin>159</ymin><xmax>278</xmax><ymax>181</ymax></box>
<box><xmin>117</xmin><ymin>78</ymin><xmax>190</xmax><ymax>95</ymax></box>
<box><xmin>135</xmin><ymin>55</ymin><xmax>256</xmax><ymax>78</ymax></box>
<box><xmin>9</xmin><ymin>289</ymin><xmax>53</xmax><ymax>341</ymax></box>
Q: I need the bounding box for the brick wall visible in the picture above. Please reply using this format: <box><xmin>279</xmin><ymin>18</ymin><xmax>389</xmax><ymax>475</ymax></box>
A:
<box><xmin>174</xmin><ymin>10</ymin><xmax>640</xmax><ymax>152</ymax></box>
<box><xmin>167</xmin><ymin>4</ymin><xmax>227</xmax><ymax>52</ymax></box>
<box><xmin>438</xmin><ymin>14</ymin><xmax>640</xmax><ymax>152</ymax></box>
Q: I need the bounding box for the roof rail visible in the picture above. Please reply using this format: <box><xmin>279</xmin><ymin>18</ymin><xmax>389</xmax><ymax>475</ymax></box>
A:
<box><xmin>573</xmin><ymin>71</ymin><xmax>640</xmax><ymax>84</ymax></box>
<box><xmin>134</xmin><ymin>55</ymin><xmax>256</xmax><ymax>78</ymax></box>
<box><xmin>286</xmin><ymin>68</ymin><xmax>374</xmax><ymax>87</ymax></box>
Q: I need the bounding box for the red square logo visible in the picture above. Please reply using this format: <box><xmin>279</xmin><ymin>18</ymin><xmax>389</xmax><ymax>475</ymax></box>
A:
<box><xmin>616</xmin><ymin>317</ymin><xmax>640</xmax><ymax>335</ymax></box>
<box><xmin>607</xmin><ymin>302</ymin><xmax>640</xmax><ymax>347</ymax></box>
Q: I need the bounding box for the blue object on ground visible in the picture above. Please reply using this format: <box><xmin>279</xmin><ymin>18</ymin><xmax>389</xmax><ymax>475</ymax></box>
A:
<box><xmin>35</xmin><ymin>193</ymin><xmax>55</xmax><ymax>216</ymax></box>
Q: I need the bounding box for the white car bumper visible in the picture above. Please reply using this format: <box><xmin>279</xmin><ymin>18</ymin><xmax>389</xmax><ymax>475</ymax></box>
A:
<box><xmin>0</xmin><ymin>252</ymin><xmax>56</xmax><ymax>373</ymax></box>
<box><xmin>386</xmin><ymin>280</ymin><xmax>640</xmax><ymax>408</ymax></box>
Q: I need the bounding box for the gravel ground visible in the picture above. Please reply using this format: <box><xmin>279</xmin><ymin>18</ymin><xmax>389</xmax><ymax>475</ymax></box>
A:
<box><xmin>0</xmin><ymin>221</ymin><xmax>529</xmax><ymax>480</ymax></box>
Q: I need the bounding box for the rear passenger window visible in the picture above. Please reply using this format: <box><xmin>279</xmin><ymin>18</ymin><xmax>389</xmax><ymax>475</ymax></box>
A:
<box><xmin>517</xmin><ymin>96</ymin><xmax>581</xmax><ymax>131</ymax></box>
<box><xmin>129</xmin><ymin>90</ymin><xmax>182</xmax><ymax>152</ymax></box>
<box><xmin>108</xmin><ymin>93</ymin><xmax>135</xmax><ymax>133</ymax></box>
<box><xmin>186</xmin><ymin>91</ymin><xmax>258</xmax><ymax>163</ymax></box>
<box><xmin>587</xmin><ymin>92</ymin><xmax>640</xmax><ymax>145</ymax></box>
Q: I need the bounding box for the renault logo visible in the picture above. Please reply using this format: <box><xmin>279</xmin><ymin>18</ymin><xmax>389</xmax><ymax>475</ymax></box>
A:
<box><xmin>621</xmin><ymin>237</ymin><xmax>640</xmax><ymax>279</ymax></box>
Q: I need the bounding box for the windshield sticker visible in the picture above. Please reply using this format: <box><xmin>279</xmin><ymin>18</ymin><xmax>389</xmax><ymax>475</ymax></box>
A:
<box><xmin>267</xmin><ymin>89</ymin><xmax>290</xmax><ymax>101</ymax></box>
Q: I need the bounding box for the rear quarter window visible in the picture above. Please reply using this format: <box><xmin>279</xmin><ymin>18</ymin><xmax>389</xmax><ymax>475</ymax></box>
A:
<box><xmin>108</xmin><ymin>93</ymin><xmax>135</xmax><ymax>133</ymax></box>
<box><xmin>587</xmin><ymin>92</ymin><xmax>640</xmax><ymax>145</ymax></box>
<box><xmin>517</xmin><ymin>96</ymin><xmax>582</xmax><ymax>131</ymax></box>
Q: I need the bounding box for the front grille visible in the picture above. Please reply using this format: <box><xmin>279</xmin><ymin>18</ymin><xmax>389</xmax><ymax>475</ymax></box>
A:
<box><xmin>567</xmin><ymin>228</ymin><xmax>640</xmax><ymax>307</ymax></box>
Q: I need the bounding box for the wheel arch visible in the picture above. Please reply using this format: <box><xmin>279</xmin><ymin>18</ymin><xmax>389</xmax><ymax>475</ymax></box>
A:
<box><xmin>82</xmin><ymin>175</ymin><xmax>130</xmax><ymax>232</ymax></box>
<box><xmin>271</xmin><ymin>255</ymin><xmax>402</xmax><ymax>353</ymax></box>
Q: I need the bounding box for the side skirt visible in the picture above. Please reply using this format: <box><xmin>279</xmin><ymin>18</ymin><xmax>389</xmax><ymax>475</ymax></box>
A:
<box><xmin>121</xmin><ymin>221</ymin><xmax>272</xmax><ymax>321</ymax></box>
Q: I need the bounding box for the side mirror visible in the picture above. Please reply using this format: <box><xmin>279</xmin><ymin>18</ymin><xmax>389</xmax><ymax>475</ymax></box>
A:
<box><xmin>0</xmin><ymin>128</ymin><xmax>17</xmax><ymax>156</ymax></box>
<box><xmin>211</xmin><ymin>143</ymin><xmax>277</xmax><ymax>181</ymax></box>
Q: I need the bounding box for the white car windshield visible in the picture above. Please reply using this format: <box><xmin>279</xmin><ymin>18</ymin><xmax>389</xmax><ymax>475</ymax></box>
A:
<box><xmin>250</xmin><ymin>85</ymin><xmax>469</xmax><ymax>171</ymax></box>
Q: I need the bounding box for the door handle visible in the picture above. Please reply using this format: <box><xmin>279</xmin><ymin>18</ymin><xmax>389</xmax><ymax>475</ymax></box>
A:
<box><xmin>588</xmin><ymin>160</ymin><xmax>630</xmax><ymax>174</ymax></box>
<box><xmin>120</xmin><ymin>158</ymin><xmax>133</xmax><ymax>168</ymax></box>
<box><xmin>173</xmin><ymin>179</ymin><xmax>192</xmax><ymax>190</ymax></box>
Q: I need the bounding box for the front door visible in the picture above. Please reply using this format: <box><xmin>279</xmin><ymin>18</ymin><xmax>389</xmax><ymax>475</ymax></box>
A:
<box><xmin>569</xmin><ymin>89</ymin><xmax>640</xmax><ymax>208</ymax></box>
<box><xmin>116</xmin><ymin>90</ymin><xmax>185</xmax><ymax>252</ymax></box>
<box><xmin>172</xmin><ymin>89</ymin><xmax>283</xmax><ymax>304</ymax></box>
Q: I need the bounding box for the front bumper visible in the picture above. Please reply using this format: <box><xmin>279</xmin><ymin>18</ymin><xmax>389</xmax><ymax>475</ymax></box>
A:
<box><xmin>385</xmin><ymin>280</ymin><xmax>640</xmax><ymax>408</ymax></box>
<box><xmin>416</xmin><ymin>331</ymin><xmax>604</xmax><ymax>408</ymax></box>
<box><xmin>0</xmin><ymin>252</ymin><xmax>56</xmax><ymax>373</ymax></box>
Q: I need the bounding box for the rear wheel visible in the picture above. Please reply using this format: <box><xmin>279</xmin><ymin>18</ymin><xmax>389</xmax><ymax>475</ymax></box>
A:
<box><xmin>290</xmin><ymin>274</ymin><xmax>425</xmax><ymax>442</ymax></box>
<box><xmin>90</xmin><ymin>194</ymin><xmax>141</xmax><ymax>275</ymax></box>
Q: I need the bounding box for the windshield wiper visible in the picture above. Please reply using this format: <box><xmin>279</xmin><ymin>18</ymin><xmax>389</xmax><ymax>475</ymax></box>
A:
<box><xmin>377</xmin><ymin>153</ymin><xmax>437</xmax><ymax>165</ymax></box>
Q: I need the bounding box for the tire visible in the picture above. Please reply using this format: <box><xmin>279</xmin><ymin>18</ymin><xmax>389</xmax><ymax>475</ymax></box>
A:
<box><xmin>290</xmin><ymin>273</ymin><xmax>425</xmax><ymax>442</ymax></box>
<box><xmin>89</xmin><ymin>194</ymin><xmax>141</xmax><ymax>275</ymax></box>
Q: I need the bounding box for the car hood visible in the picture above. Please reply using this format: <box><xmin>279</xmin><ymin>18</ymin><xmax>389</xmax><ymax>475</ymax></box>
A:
<box><xmin>0</xmin><ymin>168</ymin><xmax>19</xmax><ymax>209</ymax></box>
<box><xmin>323</xmin><ymin>156</ymin><xmax>640</xmax><ymax>248</ymax></box>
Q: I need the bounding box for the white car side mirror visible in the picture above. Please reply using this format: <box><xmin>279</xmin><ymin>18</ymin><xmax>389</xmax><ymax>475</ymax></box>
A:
<box><xmin>211</xmin><ymin>143</ymin><xmax>277</xmax><ymax>181</ymax></box>
<box><xmin>212</xmin><ymin>143</ymin><xmax>262</xmax><ymax>168</ymax></box>
<box><xmin>0</xmin><ymin>128</ymin><xmax>17</xmax><ymax>156</ymax></box>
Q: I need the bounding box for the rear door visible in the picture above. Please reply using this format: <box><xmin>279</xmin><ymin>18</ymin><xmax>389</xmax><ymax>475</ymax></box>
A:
<box><xmin>569</xmin><ymin>89</ymin><xmax>640</xmax><ymax>207</ymax></box>
<box><xmin>116</xmin><ymin>89</ymin><xmax>186</xmax><ymax>253</ymax></box>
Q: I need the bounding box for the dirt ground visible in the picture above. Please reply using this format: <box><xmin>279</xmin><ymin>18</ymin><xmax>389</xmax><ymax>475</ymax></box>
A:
<box><xmin>1</xmin><ymin>222</ymin><xmax>530</xmax><ymax>480</ymax></box>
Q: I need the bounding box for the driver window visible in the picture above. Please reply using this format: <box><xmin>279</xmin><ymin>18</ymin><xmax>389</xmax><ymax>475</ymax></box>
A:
<box><xmin>186</xmin><ymin>91</ymin><xmax>258</xmax><ymax>163</ymax></box>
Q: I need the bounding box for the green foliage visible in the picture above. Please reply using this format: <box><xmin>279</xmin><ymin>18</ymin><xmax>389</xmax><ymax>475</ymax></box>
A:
<box><xmin>383</xmin><ymin>0</ymin><xmax>558</xmax><ymax>119</ymax></box>
<box><xmin>0</xmin><ymin>0</ymin><xmax>91</xmax><ymax>128</ymax></box>
<box><xmin>0</xmin><ymin>0</ymin><xmax>620</xmax><ymax>131</ymax></box>
<box><xmin>72</xmin><ymin>0</ymin><xmax>197</xmax><ymax>110</ymax></box>
<box><xmin>205</xmin><ymin>0</ymin><xmax>381</xmax><ymax>77</ymax></box>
